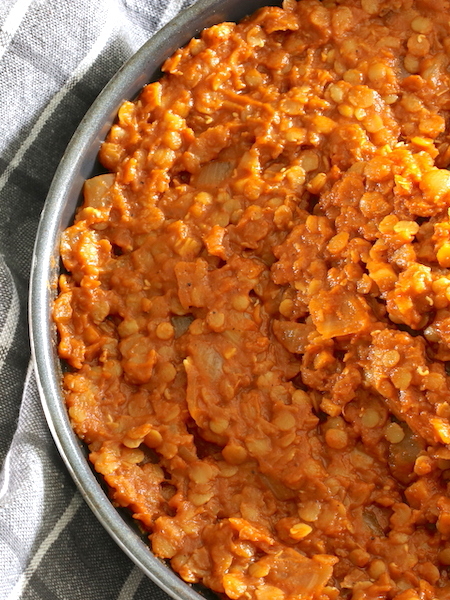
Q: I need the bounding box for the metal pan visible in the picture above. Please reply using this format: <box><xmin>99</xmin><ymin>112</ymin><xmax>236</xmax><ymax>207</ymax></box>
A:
<box><xmin>29</xmin><ymin>0</ymin><xmax>279</xmax><ymax>598</ymax></box>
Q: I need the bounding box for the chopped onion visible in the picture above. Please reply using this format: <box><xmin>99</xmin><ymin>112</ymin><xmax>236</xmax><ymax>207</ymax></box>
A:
<box><xmin>195</xmin><ymin>161</ymin><xmax>233</xmax><ymax>188</ymax></box>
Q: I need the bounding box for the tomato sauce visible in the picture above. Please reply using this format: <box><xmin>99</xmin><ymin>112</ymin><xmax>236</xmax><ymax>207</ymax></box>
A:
<box><xmin>54</xmin><ymin>1</ymin><xmax>450</xmax><ymax>598</ymax></box>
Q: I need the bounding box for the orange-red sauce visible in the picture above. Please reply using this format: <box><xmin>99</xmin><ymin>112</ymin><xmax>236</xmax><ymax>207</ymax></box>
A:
<box><xmin>55</xmin><ymin>0</ymin><xmax>450</xmax><ymax>598</ymax></box>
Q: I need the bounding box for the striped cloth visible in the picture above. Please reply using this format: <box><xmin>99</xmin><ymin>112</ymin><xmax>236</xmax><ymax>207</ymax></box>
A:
<box><xmin>0</xmin><ymin>1</ymin><xmax>195</xmax><ymax>598</ymax></box>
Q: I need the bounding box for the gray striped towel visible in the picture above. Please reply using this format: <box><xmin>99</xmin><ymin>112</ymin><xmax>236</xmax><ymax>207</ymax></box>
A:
<box><xmin>0</xmin><ymin>1</ymin><xmax>195</xmax><ymax>598</ymax></box>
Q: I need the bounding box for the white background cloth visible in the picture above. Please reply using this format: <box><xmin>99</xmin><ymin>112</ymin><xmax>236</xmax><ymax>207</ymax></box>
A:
<box><xmin>0</xmin><ymin>1</ymin><xmax>196</xmax><ymax>598</ymax></box>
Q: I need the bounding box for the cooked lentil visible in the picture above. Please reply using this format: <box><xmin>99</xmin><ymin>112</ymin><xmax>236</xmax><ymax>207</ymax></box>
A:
<box><xmin>54</xmin><ymin>0</ymin><xmax>450</xmax><ymax>597</ymax></box>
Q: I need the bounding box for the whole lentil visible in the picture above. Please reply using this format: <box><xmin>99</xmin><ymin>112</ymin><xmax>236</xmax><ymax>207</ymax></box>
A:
<box><xmin>55</xmin><ymin>0</ymin><xmax>450</xmax><ymax>598</ymax></box>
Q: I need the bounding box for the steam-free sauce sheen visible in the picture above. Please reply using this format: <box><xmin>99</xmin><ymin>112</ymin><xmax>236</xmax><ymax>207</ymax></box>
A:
<box><xmin>54</xmin><ymin>0</ymin><xmax>450</xmax><ymax>597</ymax></box>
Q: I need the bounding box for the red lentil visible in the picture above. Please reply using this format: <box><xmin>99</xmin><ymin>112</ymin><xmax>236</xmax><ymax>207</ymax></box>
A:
<box><xmin>54</xmin><ymin>0</ymin><xmax>450</xmax><ymax>598</ymax></box>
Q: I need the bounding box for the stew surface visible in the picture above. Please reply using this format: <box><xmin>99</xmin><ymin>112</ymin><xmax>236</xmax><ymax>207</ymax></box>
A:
<box><xmin>55</xmin><ymin>0</ymin><xmax>450</xmax><ymax>598</ymax></box>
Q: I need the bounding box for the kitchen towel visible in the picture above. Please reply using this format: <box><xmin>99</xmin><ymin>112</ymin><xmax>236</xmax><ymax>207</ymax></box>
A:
<box><xmin>0</xmin><ymin>1</ymin><xmax>196</xmax><ymax>598</ymax></box>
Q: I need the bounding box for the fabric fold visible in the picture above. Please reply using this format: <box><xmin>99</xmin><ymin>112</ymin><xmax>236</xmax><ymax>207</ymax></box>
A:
<box><xmin>0</xmin><ymin>0</ymin><xmax>196</xmax><ymax>598</ymax></box>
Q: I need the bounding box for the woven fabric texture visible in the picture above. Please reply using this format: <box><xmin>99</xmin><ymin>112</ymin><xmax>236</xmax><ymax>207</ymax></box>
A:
<box><xmin>0</xmin><ymin>1</ymin><xmax>196</xmax><ymax>598</ymax></box>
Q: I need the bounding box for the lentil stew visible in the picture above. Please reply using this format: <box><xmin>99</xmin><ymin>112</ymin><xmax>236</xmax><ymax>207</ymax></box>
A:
<box><xmin>54</xmin><ymin>0</ymin><xmax>450</xmax><ymax>598</ymax></box>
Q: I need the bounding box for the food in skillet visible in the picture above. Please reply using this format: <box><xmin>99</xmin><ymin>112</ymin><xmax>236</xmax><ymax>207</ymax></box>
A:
<box><xmin>54</xmin><ymin>0</ymin><xmax>450</xmax><ymax>597</ymax></box>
